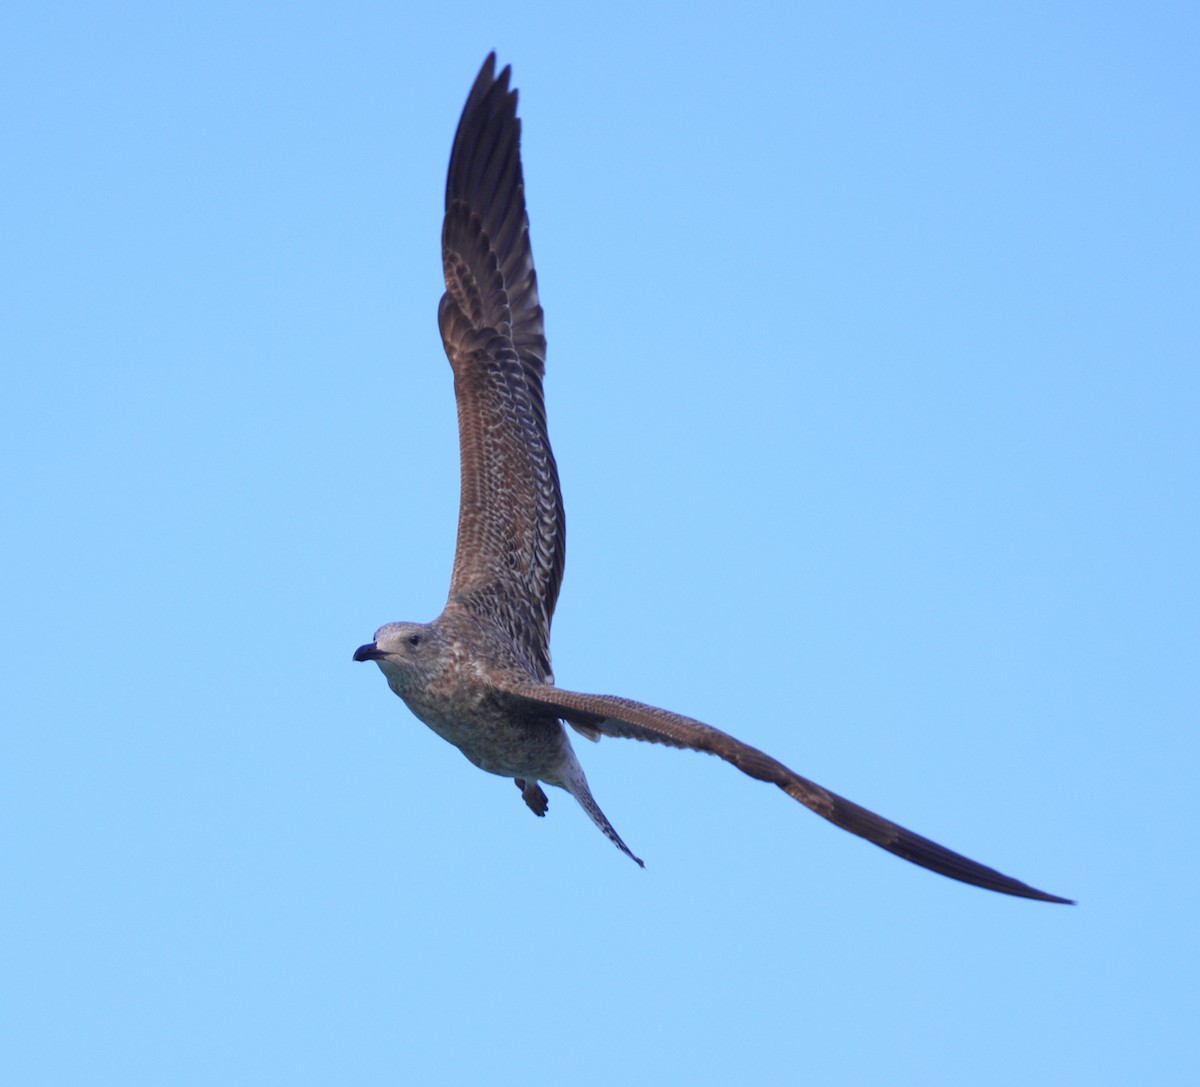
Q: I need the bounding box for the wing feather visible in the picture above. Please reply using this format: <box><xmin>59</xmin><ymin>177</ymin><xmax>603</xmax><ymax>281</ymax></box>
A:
<box><xmin>493</xmin><ymin>677</ymin><xmax>1073</xmax><ymax>904</ymax></box>
<box><xmin>439</xmin><ymin>54</ymin><xmax>564</xmax><ymax>680</ymax></box>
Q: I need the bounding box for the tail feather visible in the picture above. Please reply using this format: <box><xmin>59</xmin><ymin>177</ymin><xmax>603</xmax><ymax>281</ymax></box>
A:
<box><xmin>561</xmin><ymin>769</ymin><xmax>644</xmax><ymax>868</ymax></box>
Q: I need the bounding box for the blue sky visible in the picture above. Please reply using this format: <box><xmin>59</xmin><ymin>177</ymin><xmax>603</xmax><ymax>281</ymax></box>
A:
<box><xmin>4</xmin><ymin>2</ymin><xmax>1198</xmax><ymax>1083</ymax></box>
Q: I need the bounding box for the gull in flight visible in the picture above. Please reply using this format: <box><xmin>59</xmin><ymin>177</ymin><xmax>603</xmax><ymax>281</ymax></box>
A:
<box><xmin>354</xmin><ymin>54</ymin><xmax>1072</xmax><ymax>904</ymax></box>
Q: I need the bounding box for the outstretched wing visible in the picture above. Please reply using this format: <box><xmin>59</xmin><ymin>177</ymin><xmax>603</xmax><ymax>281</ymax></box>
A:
<box><xmin>493</xmin><ymin>677</ymin><xmax>1073</xmax><ymax>903</ymax></box>
<box><xmin>439</xmin><ymin>54</ymin><xmax>564</xmax><ymax>679</ymax></box>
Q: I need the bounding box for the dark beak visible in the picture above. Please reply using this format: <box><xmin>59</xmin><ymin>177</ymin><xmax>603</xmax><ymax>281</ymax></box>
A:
<box><xmin>353</xmin><ymin>642</ymin><xmax>384</xmax><ymax>662</ymax></box>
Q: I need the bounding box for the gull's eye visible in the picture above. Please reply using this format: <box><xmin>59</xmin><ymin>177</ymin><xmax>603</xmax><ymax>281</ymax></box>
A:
<box><xmin>408</xmin><ymin>633</ymin><xmax>422</xmax><ymax>646</ymax></box>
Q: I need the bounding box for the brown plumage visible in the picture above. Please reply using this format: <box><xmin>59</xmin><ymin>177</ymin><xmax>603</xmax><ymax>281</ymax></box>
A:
<box><xmin>439</xmin><ymin>56</ymin><xmax>562</xmax><ymax>683</ymax></box>
<box><xmin>353</xmin><ymin>54</ymin><xmax>1072</xmax><ymax>904</ymax></box>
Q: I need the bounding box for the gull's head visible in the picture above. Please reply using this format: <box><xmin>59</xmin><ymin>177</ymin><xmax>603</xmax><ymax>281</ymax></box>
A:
<box><xmin>353</xmin><ymin>621</ymin><xmax>437</xmax><ymax>663</ymax></box>
<box><xmin>353</xmin><ymin>622</ymin><xmax>441</xmax><ymax>691</ymax></box>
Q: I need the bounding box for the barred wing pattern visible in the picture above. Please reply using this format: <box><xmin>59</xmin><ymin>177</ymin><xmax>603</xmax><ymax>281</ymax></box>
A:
<box><xmin>493</xmin><ymin>676</ymin><xmax>1073</xmax><ymax>903</ymax></box>
<box><xmin>439</xmin><ymin>54</ymin><xmax>564</xmax><ymax>680</ymax></box>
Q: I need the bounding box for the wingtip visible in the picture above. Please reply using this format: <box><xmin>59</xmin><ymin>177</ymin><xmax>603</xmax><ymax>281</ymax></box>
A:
<box><xmin>476</xmin><ymin>51</ymin><xmax>511</xmax><ymax>94</ymax></box>
<box><xmin>980</xmin><ymin>872</ymin><xmax>1075</xmax><ymax>905</ymax></box>
<box><xmin>1040</xmin><ymin>892</ymin><xmax>1076</xmax><ymax>906</ymax></box>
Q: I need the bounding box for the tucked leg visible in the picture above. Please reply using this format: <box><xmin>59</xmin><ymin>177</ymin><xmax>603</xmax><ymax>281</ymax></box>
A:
<box><xmin>515</xmin><ymin>778</ymin><xmax>549</xmax><ymax>817</ymax></box>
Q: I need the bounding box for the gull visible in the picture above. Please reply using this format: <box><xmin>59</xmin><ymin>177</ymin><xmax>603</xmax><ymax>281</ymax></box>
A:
<box><xmin>354</xmin><ymin>54</ymin><xmax>1072</xmax><ymax>904</ymax></box>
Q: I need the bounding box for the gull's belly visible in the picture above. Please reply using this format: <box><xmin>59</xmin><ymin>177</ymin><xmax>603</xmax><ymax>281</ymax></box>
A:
<box><xmin>398</xmin><ymin>686</ymin><xmax>568</xmax><ymax>781</ymax></box>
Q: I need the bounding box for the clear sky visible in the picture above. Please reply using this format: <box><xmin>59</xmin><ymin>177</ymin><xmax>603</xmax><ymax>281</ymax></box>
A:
<box><xmin>4</xmin><ymin>2</ymin><xmax>1198</xmax><ymax>1084</ymax></box>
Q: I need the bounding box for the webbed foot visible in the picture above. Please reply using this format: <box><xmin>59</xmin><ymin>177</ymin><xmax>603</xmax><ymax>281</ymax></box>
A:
<box><xmin>515</xmin><ymin>778</ymin><xmax>549</xmax><ymax>817</ymax></box>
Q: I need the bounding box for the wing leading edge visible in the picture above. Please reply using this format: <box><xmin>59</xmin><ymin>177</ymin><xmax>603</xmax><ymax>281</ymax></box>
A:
<box><xmin>495</xmin><ymin>676</ymin><xmax>1073</xmax><ymax>903</ymax></box>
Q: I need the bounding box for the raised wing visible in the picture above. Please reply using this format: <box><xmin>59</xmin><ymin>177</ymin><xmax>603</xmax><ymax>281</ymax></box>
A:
<box><xmin>493</xmin><ymin>677</ymin><xmax>1073</xmax><ymax>903</ymax></box>
<box><xmin>439</xmin><ymin>54</ymin><xmax>564</xmax><ymax>679</ymax></box>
